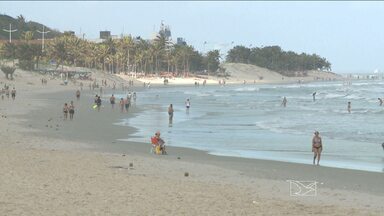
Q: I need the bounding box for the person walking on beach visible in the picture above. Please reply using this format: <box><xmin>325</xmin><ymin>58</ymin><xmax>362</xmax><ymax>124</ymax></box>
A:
<box><xmin>11</xmin><ymin>87</ymin><xmax>16</xmax><ymax>100</ymax></box>
<box><xmin>168</xmin><ymin>104</ymin><xmax>174</xmax><ymax>125</ymax></box>
<box><xmin>281</xmin><ymin>97</ymin><xmax>287</xmax><ymax>107</ymax></box>
<box><xmin>312</xmin><ymin>131</ymin><xmax>323</xmax><ymax>165</ymax></box>
<box><xmin>110</xmin><ymin>94</ymin><xmax>116</xmax><ymax>109</ymax></box>
<box><xmin>347</xmin><ymin>101</ymin><xmax>351</xmax><ymax>113</ymax></box>
<box><xmin>63</xmin><ymin>103</ymin><xmax>69</xmax><ymax>120</ymax></box>
<box><xmin>69</xmin><ymin>101</ymin><xmax>75</xmax><ymax>120</ymax></box>
<box><xmin>5</xmin><ymin>88</ymin><xmax>9</xmax><ymax>99</ymax></box>
<box><xmin>96</xmin><ymin>96</ymin><xmax>102</xmax><ymax>112</ymax></box>
<box><xmin>76</xmin><ymin>90</ymin><xmax>80</xmax><ymax>100</ymax></box>
<box><xmin>378</xmin><ymin>98</ymin><xmax>383</xmax><ymax>106</ymax></box>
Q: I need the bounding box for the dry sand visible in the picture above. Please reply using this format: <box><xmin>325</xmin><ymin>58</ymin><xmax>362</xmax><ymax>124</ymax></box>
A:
<box><xmin>118</xmin><ymin>63</ymin><xmax>343</xmax><ymax>86</ymax></box>
<box><xmin>0</xmin><ymin>68</ymin><xmax>383</xmax><ymax>215</ymax></box>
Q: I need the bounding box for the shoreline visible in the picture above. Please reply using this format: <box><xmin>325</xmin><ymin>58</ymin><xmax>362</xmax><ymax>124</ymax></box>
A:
<box><xmin>1</xmin><ymin>71</ymin><xmax>383</xmax><ymax>215</ymax></box>
<box><xmin>24</xmin><ymin>88</ymin><xmax>384</xmax><ymax>196</ymax></box>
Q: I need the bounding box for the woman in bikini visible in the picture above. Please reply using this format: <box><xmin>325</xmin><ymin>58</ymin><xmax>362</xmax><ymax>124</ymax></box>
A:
<box><xmin>312</xmin><ymin>131</ymin><xmax>323</xmax><ymax>165</ymax></box>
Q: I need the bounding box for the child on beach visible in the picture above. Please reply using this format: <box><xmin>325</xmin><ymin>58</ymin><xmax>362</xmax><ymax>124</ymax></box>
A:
<box><xmin>119</xmin><ymin>98</ymin><xmax>124</xmax><ymax>112</ymax></box>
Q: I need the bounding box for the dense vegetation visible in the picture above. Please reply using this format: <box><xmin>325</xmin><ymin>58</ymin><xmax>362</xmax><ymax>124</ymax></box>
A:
<box><xmin>0</xmin><ymin>34</ymin><xmax>221</xmax><ymax>75</ymax></box>
<box><xmin>226</xmin><ymin>45</ymin><xmax>332</xmax><ymax>76</ymax></box>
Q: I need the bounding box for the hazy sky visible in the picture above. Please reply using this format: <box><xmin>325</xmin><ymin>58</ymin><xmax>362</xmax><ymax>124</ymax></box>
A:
<box><xmin>1</xmin><ymin>1</ymin><xmax>384</xmax><ymax>73</ymax></box>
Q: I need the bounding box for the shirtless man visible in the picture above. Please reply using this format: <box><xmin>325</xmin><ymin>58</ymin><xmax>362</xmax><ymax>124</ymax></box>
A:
<box><xmin>110</xmin><ymin>94</ymin><xmax>116</xmax><ymax>109</ymax></box>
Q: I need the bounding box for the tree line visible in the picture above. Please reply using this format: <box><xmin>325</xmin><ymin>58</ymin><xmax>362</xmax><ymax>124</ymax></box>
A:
<box><xmin>0</xmin><ymin>31</ymin><xmax>221</xmax><ymax>77</ymax></box>
<box><xmin>1</xmin><ymin>15</ymin><xmax>333</xmax><ymax>78</ymax></box>
<box><xmin>226</xmin><ymin>45</ymin><xmax>331</xmax><ymax>76</ymax></box>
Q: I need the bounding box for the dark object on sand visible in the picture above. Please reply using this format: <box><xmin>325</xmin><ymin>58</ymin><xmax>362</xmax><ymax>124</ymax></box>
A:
<box><xmin>129</xmin><ymin>163</ymin><xmax>133</xmax><ymax>167</ymax></box>
<box><xmin>184</xmin><ymin>172</ymin><xmax>189</xmax><ymax>177</ymax></box>
<box><xmin>177</xmin><ymin>157</ymin><xmax>181</xmax><ymax>160</ymax></box>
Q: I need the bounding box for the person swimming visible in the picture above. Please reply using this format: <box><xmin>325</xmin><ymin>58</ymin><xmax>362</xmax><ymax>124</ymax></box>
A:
<box><xmin>378</xmin><ymin>98</ymin><xmax>383</xmax><ymax>106</ymax></box>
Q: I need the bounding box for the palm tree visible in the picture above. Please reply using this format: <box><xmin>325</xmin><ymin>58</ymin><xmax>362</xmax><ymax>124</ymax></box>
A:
<box><xmin>21</xmin><ymin>31</ymin><xmax>34</xmax><ymax>42</ymax></box>
<box><xmin>103</xmin><ymin>38</ymin><xmax>117</xmax><ymax>73</ymax></box>
<box><xmin>2</xmin><ymin>42</ymin><xmax>17</xmax><ymax>66</ymax></box>
<box><xmin>47</xmin><ymin>37</ymin><xmax>67</xmax><ymax>70</ymax></box>
<box><xmin>118</xmin><ymin>35</ymin><xmax>135</xmax><ymax>72</ymax></box>
<box><xmin>153</xmin><ymin>32</ymin><xmax>172</xmax><ymax>73</ymax></box>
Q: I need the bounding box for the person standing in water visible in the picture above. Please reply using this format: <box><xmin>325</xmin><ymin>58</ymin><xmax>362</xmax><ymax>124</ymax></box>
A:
<box><xmin>347</xmin><ymin>101</ymin><xmax>351</xmax><ymax>113</ymax></box>
<box><xmin>281</xmin><ymin>97</ymin><xmax>287</xmax><ymax>107</ymax></box>
<box><xmin>119</xmin><ymin>98</ymin><xmax>124</xmax><ymax>113</ymax></box>
<box><xmin>168</xmin><ymin>104</ymin><xmax>174</xmax><ymax>125</ymax></box>
<box><xmin>110</xmin><ymin>94</ymin><xmax>116</xmax><ymax>109</ymax></box>
<box><xmin>312</xmin><ymin>131</ymin><xmax>323</xmax><ymax>165</ymax></box>
<box><xmin>185</xmin><ymin>98</ymin><xmax>191</xmax><ymax>113</ymax></box>
<box><xmin>312</xmin><ymin>92</ymin><xmax>317</xmax><ymax>102</ymax></box>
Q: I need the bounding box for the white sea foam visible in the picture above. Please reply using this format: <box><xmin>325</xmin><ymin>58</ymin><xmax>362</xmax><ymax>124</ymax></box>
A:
<box><xmin>118</xmin><ymin>80</ymin><xmax>384</xmax><ymax>173</ymax></box>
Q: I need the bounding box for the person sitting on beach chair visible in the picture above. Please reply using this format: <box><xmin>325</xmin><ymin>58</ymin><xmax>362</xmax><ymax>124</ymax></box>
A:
<box><xmin>151</xmin><ymin>131</ymin><xmax>167</xmax><ymax>155</ymax></box>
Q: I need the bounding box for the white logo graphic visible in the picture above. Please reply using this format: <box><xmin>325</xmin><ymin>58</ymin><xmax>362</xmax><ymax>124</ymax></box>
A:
<box><xmin>287</xmin><ymin>180</ymin><xmax>317</xmax><ymax>196</ymax></box>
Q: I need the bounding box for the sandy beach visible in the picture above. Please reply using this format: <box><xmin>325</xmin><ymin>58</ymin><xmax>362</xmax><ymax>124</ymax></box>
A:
<box><xmin>0</xmin><ymin>69</ymin><xmax>383</xmax><ymax>215</ymax></box>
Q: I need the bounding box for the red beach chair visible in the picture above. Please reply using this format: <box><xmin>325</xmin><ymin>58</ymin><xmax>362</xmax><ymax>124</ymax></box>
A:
<box><xmin>150</xmin><ymin>136</ymin><xmax>160</xmax><ymax>154</ymax></box>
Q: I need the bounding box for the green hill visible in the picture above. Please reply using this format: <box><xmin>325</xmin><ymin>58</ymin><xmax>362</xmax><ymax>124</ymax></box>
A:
<box><xmin>0</xmin><ymin>14</ymin><xmax>62</xmax><ymax>40</ymax></box>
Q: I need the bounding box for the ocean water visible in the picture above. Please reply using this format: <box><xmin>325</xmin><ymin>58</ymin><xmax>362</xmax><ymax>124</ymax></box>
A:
<box><xmin>116</xmin><ymin>80</ymin><xmax>384</xmax><ymax>173</ymax></box>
